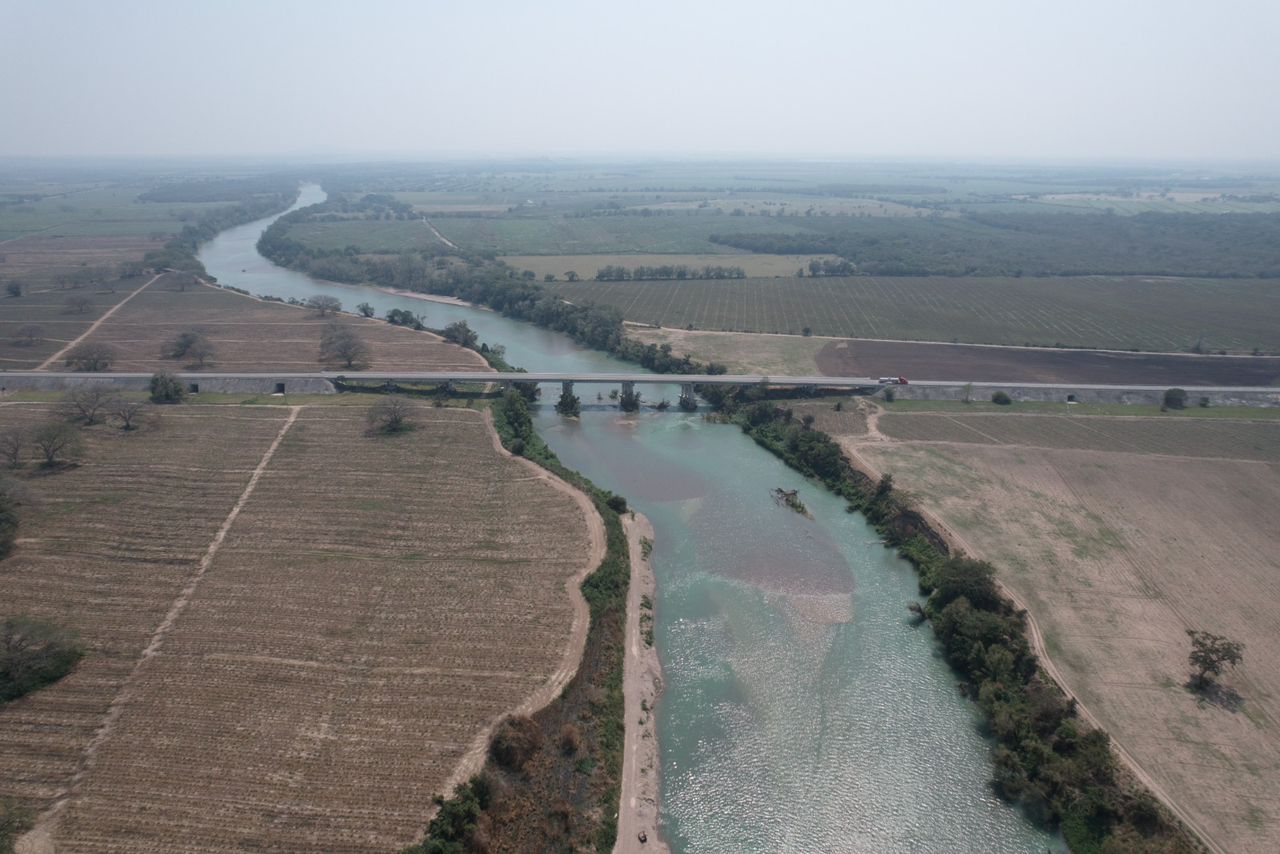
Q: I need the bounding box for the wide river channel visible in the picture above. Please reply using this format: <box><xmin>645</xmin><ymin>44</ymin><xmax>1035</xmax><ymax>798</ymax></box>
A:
<box><xmin>199</xmin><ymin>186</ymin><xmax>1061</xmax><ymax>852</ymax></box>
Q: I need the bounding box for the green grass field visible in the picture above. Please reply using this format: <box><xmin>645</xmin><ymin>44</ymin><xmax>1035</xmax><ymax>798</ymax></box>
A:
<box><xmin>546</xmin><ymin>275</ymin><xmax>1280</xmax><ymax>352</ymax></box>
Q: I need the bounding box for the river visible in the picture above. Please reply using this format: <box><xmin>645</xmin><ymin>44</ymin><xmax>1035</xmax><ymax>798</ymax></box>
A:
<box><xmin>199</xmin><ymin>186</ymin><xmax>1061</xmax><ymax>853</ymax></box>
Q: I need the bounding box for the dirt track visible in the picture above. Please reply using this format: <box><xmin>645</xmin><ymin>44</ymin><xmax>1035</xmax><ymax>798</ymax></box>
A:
<box><xmin>817</xmin><ymin>338</ymin><xmax>1280</xmax><ymax>386</ymax></box>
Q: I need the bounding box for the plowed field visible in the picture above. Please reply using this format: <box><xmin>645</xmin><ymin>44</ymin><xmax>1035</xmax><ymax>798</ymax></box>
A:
<box><xmin>0</xmin><ymin>403</ymin><xmax>596</xmax><ymax>852</ymax></box>
<box><xmin>830</xmin><ymin>406</ymin><xmax>1280</xmax><ymax>853</ymax></box>
<box><xmin>51</xmin><ymin>277</ymin><xmax>489</xmax><ymax>373</ymax></box>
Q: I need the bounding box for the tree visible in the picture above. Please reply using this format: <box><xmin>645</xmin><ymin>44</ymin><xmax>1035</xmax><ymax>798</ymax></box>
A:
<box><xmin>62</xmin><ymin>295</ymin><xmax>92</xmax><ymax>314</ymax></box>
<box><xmin>0</xmin><ymin>484</ymin><xmax>17</xmax><ymax>559</ymax></box>
<box><xmin>543</xmin><ymin>273</ymin><xmax>556</xmax><ymax>282</ymax></box>
<box><xmin>111</xmin><ymin>398</ymin><xmax>147</xmax><ymax>431</ymax></box>
<box><xmin>367</xmin><ymin>396</ymin><xmax>412</xmax><ymax>435</ymax></box>
<box><xmin>356</xmin><ymin>301</ymin><xmax>375</xmax><ymax>318</ymax></box>
<box><xmin>442</xmin><ymin>320</ymin><xmax>478</xmax><ymax>349</ymax></box>
<box><xmin>149</xmin><ymin>371</ymin><xmax>186</xmax><ymax>404</ymax></box>
<box><xmin>31</xmin><ymin>422</ymin><xmax>83</xmax><ymax>467</ymax></box>
<box><xmin>319</xmin><ymin>322</ymin><xmax>371</xmax><ymax>369</ymax></box>
<box><xmin>1163</xmin><ymin>388</ymin><xmax>1188</xmax><ymax>410</ymax></box>
<box><xmin>13</xmin><ymin>324</ymin><xmax>42</xmax><ymax>346</ymax></box>
<box><xmin>0</xmin><ymin>616</ymin><xmax>85</xmax><ymax>702</ymax></box>
<box><xmin>1186</xmin><ymin>629</ymin><xmax>1244</xmax><ymax>688</ymax></box>
<box><xmin>991</xmin><ymin>390</ymin><xmax>1013</xmax><ymax>405</ymax></box>
<box><xmin>555</xmin><ymin>388</ymin><xmax>581</xmax><ymax>417</ymax></box>
<box><xmin>619</xmin><ymin>387</ymin><xmax>642</xmax><ymax>412</ymax></box>
<box><xmin>62</xmin><ymin>386</ymin><xmax>117</xmax><ymax>425</ymax></box>
<box><xmin>162</xmin><ymin>330</ymin><xmax>215</xmax><ymax>367</ymax></box>
<box><xmin>0</xmin><ymin>428</ymin><xmax>25</xmax><ymax>468</ymax></box>
<box><xmin>307</xmin><ymin>295</ymin><xmax>342</xmax><ymax>316</ymax></box>
<box><xmin>4</xmin><ymin>280</ymin><xmax>24</xmax><ymax>298</ymax></box>
<box><xmin>64</xmin><ymin>343</ymin><xmax>116</xmax><ymax>372</ymax></box>
<box><xmin>565</xmin><ymin>270</ymin><xmax>579</xmax><ymax>282</ymax></box>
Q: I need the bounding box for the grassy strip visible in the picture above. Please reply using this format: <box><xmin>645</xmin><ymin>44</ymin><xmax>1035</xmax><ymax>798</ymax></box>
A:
<box><xmin>404</xmin><ymin>390</ymin><xmax>630</xmax><ymax>853</ymax></box>
<box><xmin>715</xmin><ymin>393</ymin><xmax>1202</xmax><ymax>854</ymax></box>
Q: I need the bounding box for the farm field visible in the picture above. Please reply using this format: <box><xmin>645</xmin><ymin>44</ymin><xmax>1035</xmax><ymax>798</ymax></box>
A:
<box><xmin>0</xmin><ymin>184</ymin><xmax>229</xmax><ymax>241</ymax></box>
<box><xmin>547</xmin><ymin>275</ymin><xmax>1280</xmax><ymax>353</ymax></box>
<box><xmin>0</xmin><ymin>402</ymin><xmax>598</xmax><ymax>851</ymax></box>
<box><xmin>503</xmin><ymin>252</ymin><xmax>832</xmax><ymax>280</ymax></box>
<box><xmin>826</xmin><ymin>405</ymin><xmax>1280</xmax><ymax>853</ymax></box>
<box><xmin>46</xmin><ymin>275</ymin><xmax>490</xmax><ymax>373</ymax></box>
<box><xmin>1</xmin><ymin>236</ymin><xmax>159</xmax><ymax>369</ymax></box>
<box><xmin>431</xmin><ymin>213</ymin><xmax>814</xmax><ymax>255</ymax></box>
<box><xmin>285</xmin><ymin>219</ymin><xmax>446</xmax><ymax>253</ymax></box>
<box><xmin>625</xmin><ymin>327</ymin><xmax>1280</xmax><ymax>385</ymax></box>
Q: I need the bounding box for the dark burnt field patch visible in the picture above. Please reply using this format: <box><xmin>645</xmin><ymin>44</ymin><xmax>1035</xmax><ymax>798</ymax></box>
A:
<box><xmin>816</xmin><ymin>339</ymin><xmax>1280</xmax><ymax>386</ymax></box>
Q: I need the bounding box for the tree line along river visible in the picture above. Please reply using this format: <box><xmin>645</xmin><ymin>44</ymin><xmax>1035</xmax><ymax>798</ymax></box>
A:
<box><xmin>198</xmin><ymin>185</ymin><xmax>1061</xmax><ymax>852</ymax></box>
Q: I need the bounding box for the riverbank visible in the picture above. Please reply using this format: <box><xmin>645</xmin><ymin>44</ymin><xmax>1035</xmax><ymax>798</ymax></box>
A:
<box><xmin>616</xmin><ymin>512</ymin><xmax>666</xmax><ymax>854</ymax></box>
<box><xmin>429</xmin><ymin>410</ymin><xmax>608</xmax><ymax>798</ymax></box>
<box><xmin>373</xmin><ymin>284</ymin><xmax>490</xmax><ymax>310</ymax></box>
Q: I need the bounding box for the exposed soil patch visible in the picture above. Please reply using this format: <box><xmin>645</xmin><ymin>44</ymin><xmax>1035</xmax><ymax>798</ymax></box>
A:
<box><xmin>816</xmin><ymin>338</ymin><xmax>1280</xmax><ymax>386</ymax></box>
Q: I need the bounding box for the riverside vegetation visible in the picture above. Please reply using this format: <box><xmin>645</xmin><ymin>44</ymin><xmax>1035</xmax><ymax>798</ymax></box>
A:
<box><xmin>698</xmin><ymin>386</ymin><xmax>1199</xmax><ymax>854</ymax></box>
<box><xmin>405</xmin><ymin>390</ymin><xmax>633</xmax><ymax>853</ymax></box>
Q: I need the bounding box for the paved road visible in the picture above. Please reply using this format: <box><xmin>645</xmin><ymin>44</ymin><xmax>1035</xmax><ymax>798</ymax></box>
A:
<box><xmin>1</xmin><ymin>370</ymin><xmax>1278</xmax><ymax>394</ymax></box>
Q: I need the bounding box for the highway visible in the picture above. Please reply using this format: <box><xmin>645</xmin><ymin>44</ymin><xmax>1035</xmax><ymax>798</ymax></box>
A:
<box><xmin>1</xmin><ymin>371</ymin><xmax>1278</xmax><ymax>394</ymax></box>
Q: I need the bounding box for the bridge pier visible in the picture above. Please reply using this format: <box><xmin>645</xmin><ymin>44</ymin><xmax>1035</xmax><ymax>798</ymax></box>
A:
<box><xmin>679</xmin><ymin>382</ymin><xmax>696</xmax><ymax>411</ymax></box>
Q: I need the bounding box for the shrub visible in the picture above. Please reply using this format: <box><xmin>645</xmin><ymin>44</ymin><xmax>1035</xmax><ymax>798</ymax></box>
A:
<box><xmin>991</xmin><ymin>390</ymin><xmax>1012</xmax><ymax>405</ymax></box>
<box><xmin>366</xmin><ymin>396</ymin><xmax>412</xmax><ymax>435</ymax></box>
<box><xmin>149</xmin><ymin>371</ymin><xmax>186</xmax><ymax>404</ymax></box>
<box><xmin>1163</xmin><ymin>387</ymin><xmax>1188</xmax><ymax>409</ymax></box>
<box><xmin>558</xmin><ymin>723</ymin><xmax>582</xmax><ymax>755</ymax></box>
<box><xmin>489</xmin><ymin>715</ymin><xmax>542</xmax><ymax>771</ymax></box>
<box><xmin>0</xmin><ymin>484</ymin><xmax>17</xmax><ymax>559</ymax></box>
<box><xmin>606</xmin><ymin>494</ymin><xmax>628</xmax><ymax>514</ymax></box>
<box><xmin>1</xmin><ymin>616</ymin><xmax>84</xmax><ymax>702</ymax></box>
<box><xmin>64</xmin><ymin>342</ymin><xmax>117</xmax><ymax>372</ymax></box>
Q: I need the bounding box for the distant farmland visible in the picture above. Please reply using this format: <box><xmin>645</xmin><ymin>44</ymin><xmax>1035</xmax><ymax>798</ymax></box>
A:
<box><xmin>548</xmin><ymin>275</ymin><xmax>1280</xmax><ymax>353</ymax></box>
<box><xmin>430</xmin><ymin>214</ymin><xmax>811</xmax><ymax>255</ymax></box>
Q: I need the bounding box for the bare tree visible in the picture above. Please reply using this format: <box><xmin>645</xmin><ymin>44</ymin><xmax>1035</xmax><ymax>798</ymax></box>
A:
<box><xmin>31</xmin><ymin>423</ymin><xmax>83</xmax><ymax>467</ymax></box>
<box><xmin>307</xmin><ymin>295</ymin><xmax>342</xmax><ymax>317</ymax></box>
<box><xmin>162</xmin><ymin>330</ymin><xmax>216</xmax><ymax>368</ymax></box>
<box><xmin>366</xmin><ymin>396</ymin><xmax>412</xmax><ymax>435</ymax></box>
<box><xmin>1187</xmin><ymin>629</ymin><xmax>1245</xmax><ymax>689</ymax></box>
<box><xmin>111</xmin><ymin>398</ymin><xmax>147</xmax><ymax>431</ymax></box>
<box><xmin>319</xmin><ymin>322</ymin><xmax>371</xmax><ymax>369</ymax></box>
<box><xmin>0</xmin><ymin>428</ymin><xmax>26</xmax><ymax>468</ymax></box>
<box><xmin>13</xmin><ymin>324</ymin><xmax>42</xmax><ymax>346</ymax></box>
<box><xmin>62</xmin><ymin>387</ymin><xmax>117</xmax><ymax>425</ymax></box>
<box><xmin>62</xmin><ymin>295</ymin><xmax>92</xmax><ymax>314</ymax></box>
<box><xmin>64</xmin><ymin>343</ymin><xmax>117</xmax><ymax>372</ymax></box>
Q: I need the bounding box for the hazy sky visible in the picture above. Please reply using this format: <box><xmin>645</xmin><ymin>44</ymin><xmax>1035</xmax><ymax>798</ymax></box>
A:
<box><xmin>2</xmin><ymin>0</ymin><xmax>1278</xmax><ymax>161</ymax></box>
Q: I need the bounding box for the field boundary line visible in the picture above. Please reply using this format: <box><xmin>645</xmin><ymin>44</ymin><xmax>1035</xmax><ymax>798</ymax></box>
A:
<box><xmin>19</xmin><ymin>406</ymin><xmax>300</xmax><ymax>851</ymax></box>
<box><xmin>35</xmin><ymin>271</ymin><xmax>165</xmax><ymax>370</ymax></box>
<box><xmin>434</xmin><ymin>410</ymin><xmax>605</xmax><ymax>800</ymax></box>
<box><xmin>836</xmin><ymin>437</ymin><xmax>1227</xmax><ymax>854</ymax></box>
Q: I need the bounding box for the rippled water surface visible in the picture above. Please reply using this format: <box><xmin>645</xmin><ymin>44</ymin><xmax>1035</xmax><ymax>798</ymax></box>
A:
<box><xmin>200</xmin><ymin>191</ymin><xmax>1062</xmax><ymax>853</ymax></box>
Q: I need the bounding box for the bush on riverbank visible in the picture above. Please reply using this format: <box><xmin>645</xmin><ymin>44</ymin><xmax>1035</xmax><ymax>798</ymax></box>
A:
<box><xmin>719</xmin><ymin>394</ymin><xmax>1199</xmax><ymax>854</ymax></box>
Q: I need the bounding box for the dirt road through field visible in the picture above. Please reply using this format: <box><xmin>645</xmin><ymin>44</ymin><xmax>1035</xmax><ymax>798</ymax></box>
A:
<box><xmin>17</xmin><ymin>405</ymin><xmax>300</xmax><ymax>854</ymax></box>
<box><xmin>616</xmin><ymin>512</ymin><xmax>667</xmax><ymax>854</ymax></box>
<box><xmin>35</xmin><ymin>271</ymin><xmax>164</xmax><ymax>369</ymax></box>
<box><xmin>422</xmin><ymin>218</ymin><xmax>458</xmax><ymax>249</ymax></box>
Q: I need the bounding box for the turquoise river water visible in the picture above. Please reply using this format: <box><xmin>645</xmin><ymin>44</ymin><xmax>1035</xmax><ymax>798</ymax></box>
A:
<box><xmin>198</xmin><ymin>186</ymin><xmax>1061</xmax><ymax>853</ymax></box>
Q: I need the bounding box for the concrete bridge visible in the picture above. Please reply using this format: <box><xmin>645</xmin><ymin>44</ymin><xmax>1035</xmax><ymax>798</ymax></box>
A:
<box><xmin>2</xmin><ymin>372</ymin><xmax>1277</xmax><ymax>408</ymax></box>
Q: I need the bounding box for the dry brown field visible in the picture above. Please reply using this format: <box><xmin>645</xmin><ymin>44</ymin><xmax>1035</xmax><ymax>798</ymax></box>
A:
<box><xmin>1</xmin><ymin>236</ymin><xmax>157</xmax><ymax>369</ymax></box>
<box><xmin>824</xmin><ymin>403</ymin><xmax>1280</xmax><ymax>853</ymax></box>
<box><xmin>622</xmin><ymin>327</ymin><xmax>1280</xmax><ymax>386</ymax></box>
<box><xmin>0</xmin><ymin>402</ymin><xmax>597</xmax><ymax>851</ymax></box>
<box><xmin>51</xmin><ymin>277</ymin><xmax>490</xmax><ymax>373</ymax></box>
